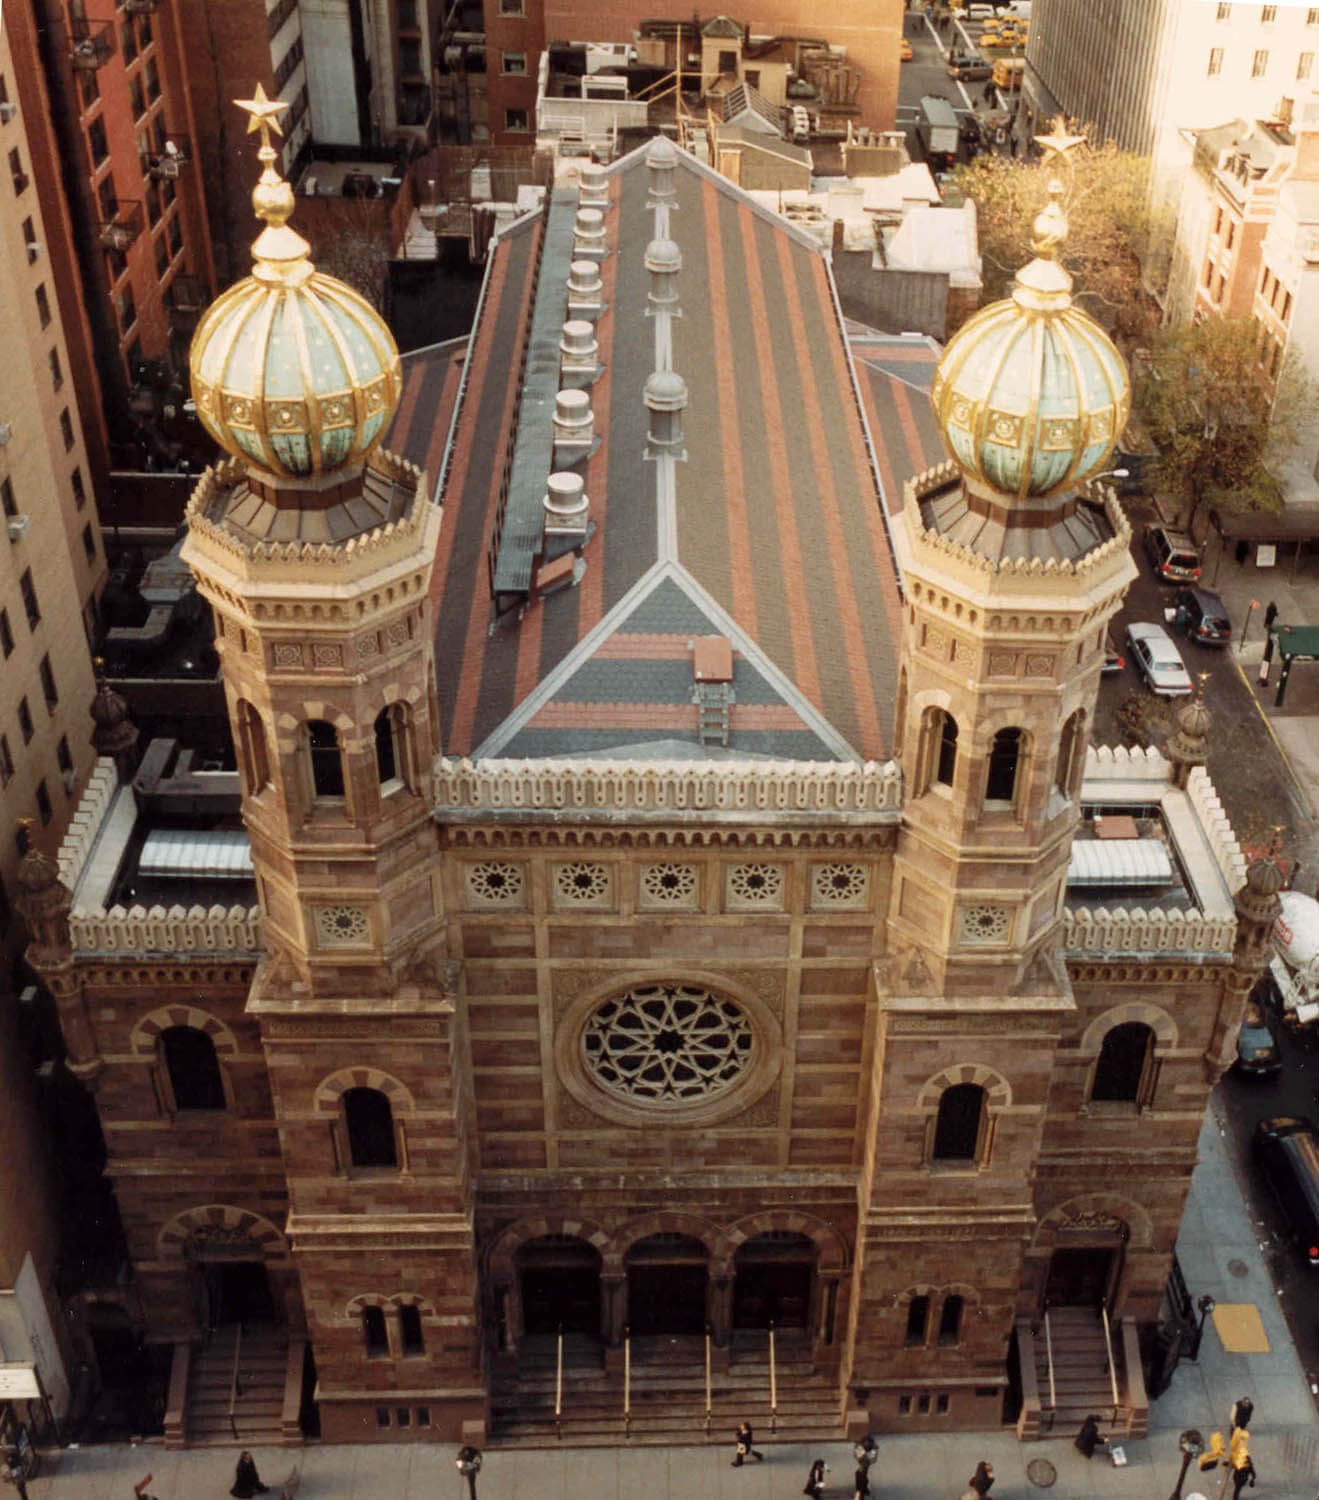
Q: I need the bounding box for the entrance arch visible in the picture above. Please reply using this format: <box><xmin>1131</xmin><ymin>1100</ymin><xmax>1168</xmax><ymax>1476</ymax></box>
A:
<box><xmin>625</xmin><ymin>1234</ymin><xmax>710</xmax><ymax>1336</ymax></box>
<box><xmin>517</xmin><ymin>1235</ymin><xmax>602</xmax><ymax>1337</ymax></box>
<box><xmin>732</xmin><ymin>1231</ymin><xmax>816</xmax><ymax>1330</ymax></box>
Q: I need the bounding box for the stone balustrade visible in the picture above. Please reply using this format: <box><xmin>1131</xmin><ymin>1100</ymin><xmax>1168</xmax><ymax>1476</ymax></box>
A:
<box><xmin>432</xmin><ymin>756</ymin><xmax>904</xmax><ymax>815</ymax></box>
<box><xmin>69</xmin><ymin>902</ymin><xmax>260</xmax><ymax>956</ymax></box>
<box><xmin>57</xmin><ymin>757</ymin><xmax>119</xmax><ymax>893</ymax></box>
<box><xmin>1061</xmin><ymin>905</ymin><xmax>1236</xmax><ymax>957</ymax></box>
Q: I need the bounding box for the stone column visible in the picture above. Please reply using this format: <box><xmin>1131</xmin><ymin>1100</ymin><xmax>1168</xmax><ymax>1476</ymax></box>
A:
<box><xmin>708</xmin><ymin>1274</ymin><xmax>733</xmax><ymax>1372</ymax></box>
<box><xmin>602</xmin><ymin>1274</ymin><xmax>627</xmax><ymax>1373</ymax></box>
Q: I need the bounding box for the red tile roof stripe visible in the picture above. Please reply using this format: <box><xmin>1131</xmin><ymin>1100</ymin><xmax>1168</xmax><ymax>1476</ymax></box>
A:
<box><xmin>775</xmin><ymin>238</ymin><xmax>885</xmax><ymax>760</ymax></box>
<box><xmin>593</xmin><ymin>633</ymin><xmax>701</xmax><ymax>660</ymax></box>
<box><xmin>525</xmin><ymin>701</ymin><xmax>811</xmax><ymax>730</ymax></box>
<box><xmin>857</xmin><ymin>365</ymin><xmax>907</xmax><ymax>521</ymax></box>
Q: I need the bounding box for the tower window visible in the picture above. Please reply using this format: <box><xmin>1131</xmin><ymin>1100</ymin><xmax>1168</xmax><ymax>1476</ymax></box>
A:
<box><xmin>920</xmin><ymin>708</ymin><xmax>958</xmax><ymax>792</ymax></box>
<box><xmin>936</xmin><ymin>713</ymin><xmax>958</xmax><ymax>786</ymax></box>
<box><xmin>904</xmin><ymin>1295</ymin><xmax>930</xmax><ymax>1346</ymax></box>
<box><xmin>344</xmin><ymin>1086</ymin><xmax>397</xmax><ymax>1169</ymax></box>
<box><xmin>237</xmin><ymin>700</ymin><xmax>271</xmax><ymax>793</ymax></box>
<box><xmin>398</xmin><ymin>1304</ymin><xmax>425</xmax><ymax>1355</ymax></box>
<box><xmin>159</xmin><ymin>1025</ymin><xmax>226</xmax><ymax>1111</ymax></box>
<box><xmin>1055</xmin><ymin>711</ymin><xmax>1085</xmax><ymax>798</ymax></box>
<box><xmin>1091</xmin><ymin>1022</ymin><xmax>1155</xmax><ymax>1105</ymax></box>
<box><xmin>932</xmin><ymin>1083</ymin><xmax>987</xmax><ymax>1164</ymax></box>
<box><xmin>362</xmin><ymin>1305</ymin><xmax>389</xmax><ymax>1356</ymax></box>
<box><xmin>937</xmin><ymin>1294</ymin><xmax>964</xmax><ymax>1346</ymax></box>
<box><xmin>374</xmin><ymin>704</ymin><xmax>408</xmax><ymax>790</ymax></box>
<box><xmin>307</xmin><ymin>719</ymin><xmax>344</xmax><ymax>798</ymax></box>
<box><xmin>985</xmin><ymin>727</ymin><xmax>1023</xmax><ymax>804</ymax></box>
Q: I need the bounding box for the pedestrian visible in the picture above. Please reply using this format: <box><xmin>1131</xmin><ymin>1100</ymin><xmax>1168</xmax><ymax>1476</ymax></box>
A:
<box><xmin>732</xmin><ymin>1421</ymin><xmax>764</xmax><ymax>1465</ymax></box>
<box><xmin>983</xmin><ymin>80</ymin><xmax>996</xmax><ymax>104</ymax></box>
<box><xmin>854</xmin><ymin>1464</ymin><xmax>870</xmax><ymax>1500</ymax></box>
<box><xmin>803</xmin><ymin>1458</ymin><xmax>827</xmax><ymax>1500</ymax></box>
<box><xmin>231</xmin><ymin>1453</ymin><xmax>269</xmax><ymax>1500</ymax></box>
<box><xmin>1231</xmin><ymin>1449</ymin><xmax>1256</xmax><ymax>1498</ymax></box>
<box><xmin>1075</xmin><ymin>1414</ymin><xmax>1107</xmax><ymax>1458</ymax></box>
<box><xmin>1230</xmin><ymin>1397</ymin><xmax>1254</xmax><ymax>1430</ymax></box>
<box><xmin>1263</xmin><ymin>603</ymin><xmax>1278</xmax><ymax>633</ymax></box>
<box><xmin>968</xmin><ymin>1461</ymin><xmax>994</xmax><ymax>1497</ymax></box>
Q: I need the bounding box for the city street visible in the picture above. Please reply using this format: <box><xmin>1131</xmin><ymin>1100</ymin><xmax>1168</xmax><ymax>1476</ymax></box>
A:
<box><xmin>896</xmin><ymin>7</ymin><xmax>977</xmax><ymax>164</ymax></box>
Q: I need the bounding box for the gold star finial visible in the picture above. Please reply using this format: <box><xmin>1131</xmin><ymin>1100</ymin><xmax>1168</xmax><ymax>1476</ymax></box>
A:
<box><xmin>234</xmin><ymin>82</ymin><xmax>288</xmax><ymax>154</ymax></box>
<box><xmin>1034</xmin><ymin>116</ymin><xmax>1086</xmax><ymax>168</ymax></box>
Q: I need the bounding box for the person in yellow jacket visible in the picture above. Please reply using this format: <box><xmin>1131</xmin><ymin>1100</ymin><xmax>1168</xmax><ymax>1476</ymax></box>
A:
<box><xmin>1228</xmin><ymin>1425</ymin><xmax>1256</xmax><ymax>1499</ymax></box>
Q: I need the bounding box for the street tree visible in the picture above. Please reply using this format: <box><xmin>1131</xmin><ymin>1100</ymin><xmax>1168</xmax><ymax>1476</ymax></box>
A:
<box><xmin>1134</xmin><ymin>315</ymin><xmax>1309</xmax><ymax>530</ymax></box>
<box><xmin>950</xmin><ymin>132</ymin><xmax>1163</xmax><ymax>347</ymax></box>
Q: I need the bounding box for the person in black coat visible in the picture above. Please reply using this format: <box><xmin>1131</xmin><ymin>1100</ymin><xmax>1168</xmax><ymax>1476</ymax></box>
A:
<box><xmin>231</xmin><ymin>1454</ymin><xmax>268</xmax><ymax>1500</ymax></box>
<box><xmin>732</xmin><ymin>1421</ymin><xmax>764</xmax><ymax>1465</ymax></box>
<box><xmin>853</xmin><ymin>1464</ymin><xmax>870</xmax><ymax>1500</ymax></box>
<box><xmin>968</xmin><ymin>1461</ymin><xmax>994</xmax><ymax>1497</ymax></box>
<box><xmin>803</xmin><ymin>1458</ymin><xmax>827</xmax><ymax>1500</ymax></box>
<box><xmin>1075</xmin><ymin>1414</ymin><xmax>1108</xmax><ymax>1459</ymax></box>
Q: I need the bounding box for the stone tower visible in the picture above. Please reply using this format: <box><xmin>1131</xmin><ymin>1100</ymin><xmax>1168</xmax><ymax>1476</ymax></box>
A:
<box><xmin>850</xmin><ymin>139</ymin><xmax>1138</xmax><ymax>1429</ymax></box>
<box><xmin>179</xmin><ymin>89</ymin><xmax>478</xmax><ymax>1441</ymax></box>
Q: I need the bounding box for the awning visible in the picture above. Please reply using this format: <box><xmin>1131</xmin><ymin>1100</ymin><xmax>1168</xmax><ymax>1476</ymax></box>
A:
<box><xmin>139</xmin><ymin>828</ymin><xmax>253</xmax><ymax>880</ymax></box>
<box><xmin>1067</xmin><ymin>837</ymin><xmax>1174</xmax><ymax>888</ymax></box>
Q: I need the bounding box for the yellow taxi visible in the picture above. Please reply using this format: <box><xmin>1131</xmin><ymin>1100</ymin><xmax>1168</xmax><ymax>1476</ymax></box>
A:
<box><xmin>900</xmin><ymin>37</ymin><xmax>913</xmax><ymax>61</ymax></box>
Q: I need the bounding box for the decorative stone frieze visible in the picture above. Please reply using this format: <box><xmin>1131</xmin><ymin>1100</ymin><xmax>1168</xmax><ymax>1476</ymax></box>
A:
<box><xmin>69</xmin><ymin>903</ymin><xmax>260</xmax><ymax>955</ymax></box>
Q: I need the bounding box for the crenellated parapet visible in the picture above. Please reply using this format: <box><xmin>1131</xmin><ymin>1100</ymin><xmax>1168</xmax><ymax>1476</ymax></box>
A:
<box><xmin>68</xmin><ymin>902</ymin><xmax>261</xmax><ymax>957</ymax></box>
<box><xmin>432</xmin><ymin>756</ymin><xmax>905</xmax><ymax>818</ymax></box>
<box><xmin>1061</xmin><ymin>905</ymin><xmax>1236</xmax><ymax>957</ymax></box>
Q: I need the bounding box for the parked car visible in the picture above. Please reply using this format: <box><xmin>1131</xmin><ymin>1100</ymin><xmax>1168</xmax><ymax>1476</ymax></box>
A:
<box><xmin>1101</xmin><ymin>629</ymin><xmax>1125</xmax><ymax>675</ymax></box>
<box><xmin>1173</xmin><ymin>586</ymin><xmax>1232</xmax><ymax>646</ymax></box>
<box><xmin>900</xmin><ymin>37</ymin><xmax>913</xmax><ymax>60</ymax></box>
<box><xmin>966</xmin><ymin>4</ymin><xmax>999</xmax><ymax>19</ymax></box>
<box><xmin>948</xmin><ymin>56</ymin><xmax>993</xmax><ymax>80</ymax></box>
<box><xmin>1236</xmin><ymin>1003</ymin><xmax>1282</xmax><ymax>1076</ymax></box>
<box><xmin>1143</xmin><ymin>523</ymin><xmax>1202</xmax><ymax>583</ymax></box>
<box><xmin>1253</xmin><ymin>1116</ymin><xmax>1319</xmax><ymax>1266</ymax></box>
<box><xmin>1126</xmin><ymin>621</ymin><xmax>1193</xmax><ymax>696</ymax></box>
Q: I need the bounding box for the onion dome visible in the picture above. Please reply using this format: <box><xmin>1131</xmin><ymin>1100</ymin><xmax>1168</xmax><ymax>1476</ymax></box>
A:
<box><xmin>1246</xmin><ymin>856</ymin><xmax>1286</xmax><ymax>899</ymax></box>
<box><xmin>1167</xmin><ymin>691</ymin><xmax>1211</xmax><ymax>771</ymax></box>
<box><xmin>188</xmin><ymin>85</ymin><xmax>402</xmax><ymax>480</ymax></box>
<box><xmin>930</xmin><ymin>146</ymin><xmax>1130</xmax><ymax>501</ymax></box>
<box><xmin>1236</xmin><ymin>853</ymin><xmax>1286</xmax><ymax>928</ymax></box>
<box><xmin>90</xmin><ymin>677</ymin><xmax>131</xmax><ymax>731</ymax></box>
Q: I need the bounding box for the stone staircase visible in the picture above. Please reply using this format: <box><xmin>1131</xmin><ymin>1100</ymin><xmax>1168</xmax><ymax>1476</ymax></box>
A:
<box><xmin>1020</xmin><ymin>1308</ymin><xmax>1147</xmax><ymax>1440</ymax></box>
<box><xmin>488</xmin><ymin>1331</ymin><xmax>844</xmax><ymax>1448</ymax></box>
<box><xmin>185</xmin><ymin>1324</ymin><xmax>289</xmax><ymax>1446</ymax></box>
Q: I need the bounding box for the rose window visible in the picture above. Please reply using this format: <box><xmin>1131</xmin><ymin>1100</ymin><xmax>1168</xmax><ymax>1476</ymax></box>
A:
<box><xmin>810</xmin><ymin>862</ymin><xmax>869</xmax><ymax>909</ymax></box>
<box><xmin>553</xmin><ymin>861</ymin><xmax>612</xmax><ymax>907</ymax></box>
<box><xmin>466</xmin><ymin>861</ymin><xmax>525</xmax><ymax>908</ymax></box>
<box><xmin>959</xmin><ymin>905</ymin><xmax>1009</xmax><ymax>944</ymax></box>
<box><xmin>727</xmin><ymin>863</ymin><xmax>784</xmax><ymax>908</ymax></box>
<box><xmin>315</xmin><ymin>905</ymin><xmax>369</xmax><ymax>946</ymax></box>
<box><xmin>639</xmin><ymin>863</ymin><xmax>697</xmax><ymax>908</ymax></box>
<box><xmin>581</xmin><ymin>984</ymin><xmax>753</xmax><ymax>1106</ymax></box>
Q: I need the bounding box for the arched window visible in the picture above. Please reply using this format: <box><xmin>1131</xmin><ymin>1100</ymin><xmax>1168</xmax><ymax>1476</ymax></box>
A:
<box><xmin>938</xmin><ymin>1294</ymin><xmax>964</xmax><ymax>1346</ymax></box>
<box><xmin>932</xmin><ymin>1083</ymin><xmax>986</xmax><ymax>1163</ymax></box>
<box><xmin>344</xmin><ymin>1086</ymin><xmax>397</xmax><ymax>1168</ymax></box>
<box><xmin>920</xmin><ymin>708</ymin><xmax>958</xmax><ymax>792</ymax></box>
<box><xmin>398</xmin><ymin>1304</ymin><xmax>425</xmax><ymax>1355</ymax></box>
<box><xmin>1055</xmin><ymin>710</ymin><xmax>1085</xmax><ymax>798</ymax></box>
<box><xmin>307</xmin><ymin>719</ymin><xmax>345</xmax><ymax>798</ymax></box>
<box><xmin>1091</xmin><ymin>1022</ymin><xmax>1155</xmax><ymax>1105</ymax></box>
<box><xmin>374</xmin><ymin>704</ymin><xmax>409</xmax><ymax>791</ymax></box>
<box><xmin>904</xmin><ymin>1294</ymin><xmax>930</xmax><ymax>1346</ymax></box>
<box><xmin>985</xmin><ymin>727</ymin><xmax>1023</xmax><ymax>804</ymax></box>
<box><xmin>236</xmin><ymin>700</ymin><xmax>271</xmax><ymax>793</ymax></box>
<box><xmin>362</xmin><ymin>1305</ymin><xmax>388</xmax><ymax>1355</ymax></box>
<box><xmin>159</xmin><ymin>1025</ymin><xmax>226</xmax><ymax>1111</ymax></box>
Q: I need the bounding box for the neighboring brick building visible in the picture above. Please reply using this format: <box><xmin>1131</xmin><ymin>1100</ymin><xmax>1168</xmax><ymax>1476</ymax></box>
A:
<box><xmin>19</xmin><ymin>130</ymin><xmax>1277</xmax><ymax>1449</ymax></box>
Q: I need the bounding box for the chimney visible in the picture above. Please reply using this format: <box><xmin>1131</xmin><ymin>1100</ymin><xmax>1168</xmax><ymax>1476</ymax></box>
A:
<box><xmin>543</xmin><ymin>472</ymin><xmax>590</xmax><ymax>538</ymax></box>
<box><xmin>572</xmin><ymin>207</ymin><xmax>607</xmax><ymax>258</ymax></box>
<box><xmin>567</xmin><ymin>258</ymin><xmax>604</xmax><ymax>314</ymax></box>
<box><xmin>644</xmin><ymin>370</ymin><xmax>687</xmax><ymax>459</ymax></box>
<box><xmin>552</xmin><ymin>388</ymin><xmax>594</xmax><ymax>464</ymax></box>
<box><xmin>646</xmin><ymin>134</ymin><xmax>678</xmax><ymax>209</ymax></box>
<box><xmin>645</xmin><ymin>236</ymin><xmax>682</xmax><ymax>312</ymax></box>
<box><xmin>579</xmin><ymin>162</ymin><xmax>609</xmax><ymax>207</ymax></box>
<box><xmin>559</xmin><ymin>319</ymin><xmax>599</xmax><ymax>377</ymax></box>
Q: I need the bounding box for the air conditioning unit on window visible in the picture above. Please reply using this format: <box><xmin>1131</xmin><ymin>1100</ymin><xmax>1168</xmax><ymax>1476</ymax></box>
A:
<box><xmin>8</xmin><ymin>514</ymin><xmax>31</xmax><ymax>541</ymax></box>
<box><xmin>0</xmin><ymin>103</ymin><xmax>17</xmax><ymax>123</ymax></box>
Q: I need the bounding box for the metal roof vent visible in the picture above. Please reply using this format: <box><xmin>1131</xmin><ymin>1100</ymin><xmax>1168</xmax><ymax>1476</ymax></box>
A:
<box><xmin>560</xmin><ymin>319</ymin><xmax>599</xmax><ymax>376</ymax></box>
<box><xmin>646</xmin><ymin>135</ymin><xmax>678</xmax><ymax>209</ymax></box>
<box><xmin>553</xmin><ymin>388</ymin><xmax>594</xmax><ymax>462</ymax></box>
<box><xmin>579</xmin><ymin>162</ymin><xmax>610</xmax><ymax>207</ymax></box>
<box><xmin>543</xmin><ymin>472</ymin><xmax>590</xmax><ymax>538</ymax></box>
<box><xmin>644</xmin><ymin>369</ymin><xmax>687</xmax><ymax>459</ymax></box>
<box><xmin>645</xmin><ymin>237</ymin><xmax>682</xmax><ymax>312</ymax></box>
<box><xmin>572</xmin><ymin>207</ymin><xmax>607</xmax><ymax>258</ymax></box>
<box><xmin>567</xmin><ymin>258</ymin><xmax>604</xmax><ymax>313</ymax></box>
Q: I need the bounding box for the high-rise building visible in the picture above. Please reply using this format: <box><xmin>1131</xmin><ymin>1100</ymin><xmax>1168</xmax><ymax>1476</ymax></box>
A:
<box><xmin>18</xmin><ymin>125</ymin><xmax>1277</xmax><ymax>1448</ymax></box>
<box><xmin>1025</xmin><ymin>0</ymin><xmax>1319</xmax><ymax>189</ymax></box>
<box><xmin>5</xmin><ymin>0</ymin><xmax>215</xmax><ymax>458</ymax></box>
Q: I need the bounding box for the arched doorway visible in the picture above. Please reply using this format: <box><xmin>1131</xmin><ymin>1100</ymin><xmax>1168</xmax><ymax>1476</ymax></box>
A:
<box><xmin>626</xmin><ymin>1234</ymin><xmax>709</xmax><ymax>1336</ymax></box>
<box><xmin>732</xmin><ymin>1232</ymin><xmax>816</xmax><ymax>1330</ymax></box>
<box><xmin>517</xmin><ymin>1235</ymin><xmax>602</xmax><ymax>1337</ymax></box>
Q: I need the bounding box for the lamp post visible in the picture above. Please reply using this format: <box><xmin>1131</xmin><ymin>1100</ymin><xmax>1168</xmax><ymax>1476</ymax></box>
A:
<box><xmin>1190</xmin><ymin>1295</ymin><xmax>1216</xmax><ymax>1361</ymax></box>
<box><xmin>456</xmin><ymin>1446</ymin><xmax>482</xmax><ymax>1500</ymax></box>
<box><xmin>1167</xmin><ymin>1428</ymin><xmax>1204</xmax><ymax>1500</ymax></box>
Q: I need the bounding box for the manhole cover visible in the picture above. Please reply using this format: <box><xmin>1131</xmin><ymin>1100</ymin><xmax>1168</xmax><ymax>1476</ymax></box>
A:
<box><xmin>1228</xmin><ymin>1258</ymin><xmax>1250</xmax><ymax>1278</ymax></box>
<box><xmin>1026</xmin><ymin>1458</ymin><xmax>1057</xmax><ymax>1488</ymax></box>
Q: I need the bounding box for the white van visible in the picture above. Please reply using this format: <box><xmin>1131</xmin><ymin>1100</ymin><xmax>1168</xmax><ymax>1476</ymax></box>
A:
<box><xmin>966</xmin><ymin>4</ymin><xmax>997</xmax><ymax>18</ymax></box>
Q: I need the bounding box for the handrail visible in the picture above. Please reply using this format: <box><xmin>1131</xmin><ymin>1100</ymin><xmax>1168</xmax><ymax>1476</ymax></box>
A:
<box><xmin>623</xmin><ymin>1327</ymin><xmax>632</xmax><ymax>1439</ymax></box>
<box><xmin>768</xmin><ymin>1321</ymin><xmax>778</xmax><ymax>1434</ymax></box>
<box><xmin>1100</xmin><ymin>1302</ymin><xmax>1120</xmax><ymax>1418</ymax></box>
<box><xmin>1043</xmin><ymin>1311</ymin><xmax>1056</xmax><ymax>1413</ymax></box>
<box><xmin>704</xmin><ymin>1327</ymin><xmax>712</xmax><ymax>1436</ymax></box>
<box><xmin>554</xmin><ymin>1325</ymin><xmax>564</xmax><ymax>1439</ymax></box>
<box><xmin>227</xmin><ymin>1321</ymin><xmax>244</xmax><ymax>1440</ymax></box>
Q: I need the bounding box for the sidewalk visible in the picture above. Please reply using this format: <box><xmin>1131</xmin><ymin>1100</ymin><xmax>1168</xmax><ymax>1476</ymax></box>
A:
<box><xmin>25</xmin><ymin>1110</ymin><xmax>1319</xmax><ymax>1500</ymax></box>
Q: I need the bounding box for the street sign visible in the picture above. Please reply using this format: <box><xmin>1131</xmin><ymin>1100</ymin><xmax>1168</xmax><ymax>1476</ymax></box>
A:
<box><xmin>0</xmin><ymin>1366</ymin><xmax>40</xmax><ymax>1399</ymax></box>
<box><xmin>1257</xmin><ymin>544</ymin><xmax>1277</xmax><ymax>567</ymax></box>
